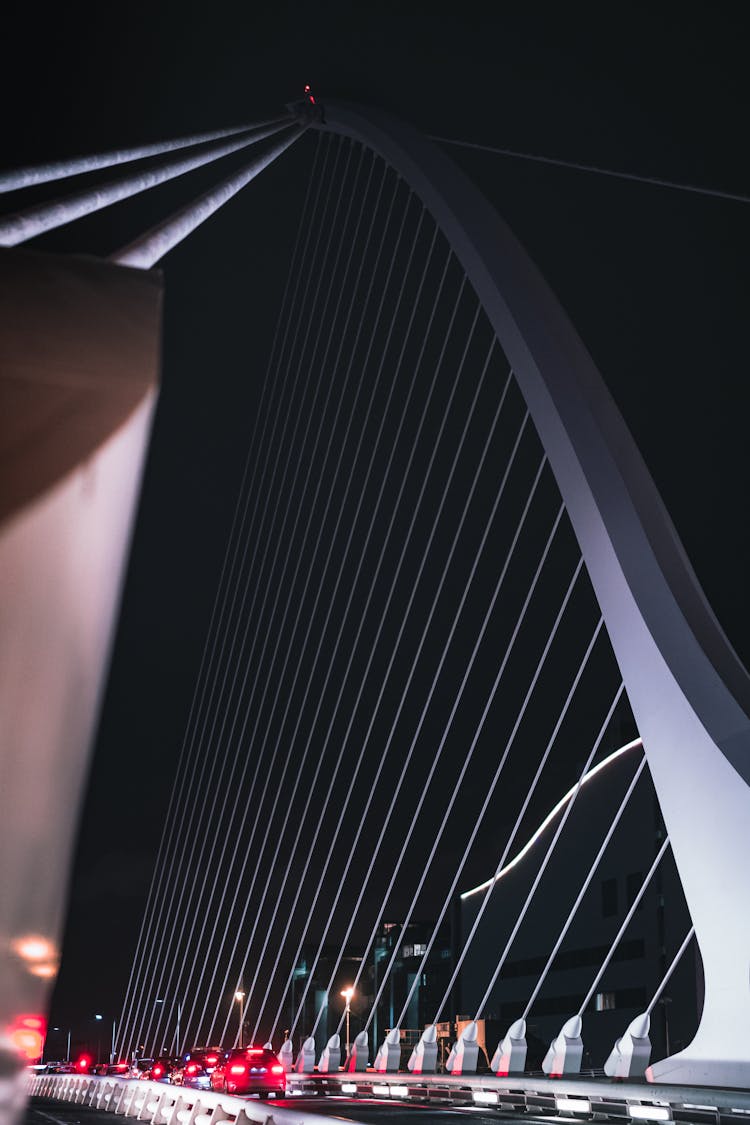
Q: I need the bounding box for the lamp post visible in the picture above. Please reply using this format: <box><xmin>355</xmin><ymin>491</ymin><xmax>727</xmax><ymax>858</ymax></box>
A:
<box><xmin>340</xmin><ymin>988</ymin><xmax>354</xmax><ymax>1056</ymax></box>
<box><xmin>235</xmin><ymin>992</ymin><xmax>245</xmax><ymax>1049</ymax></box>
<box><xmin>51</xmin><ymin>1027</ymin><xmax>71</xmax><ymax>1062</ymax></box>
<box><xmin>94</xmin><ymin>1014</ymin><xmax>103</xmax><ymax>1064</ymax></box>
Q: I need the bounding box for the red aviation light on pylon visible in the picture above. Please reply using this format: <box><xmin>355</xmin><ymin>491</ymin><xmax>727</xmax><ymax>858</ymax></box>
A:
<box><xmin>304</xmin><ymin>84</ymin><xmax>316</xmax><ymax>105</ymax></box>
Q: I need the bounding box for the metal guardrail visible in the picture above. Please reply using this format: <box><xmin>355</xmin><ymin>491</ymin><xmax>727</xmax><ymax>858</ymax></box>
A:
<box><xmin>285</xmin><ymin>1070</ymin><xmax>750</xmax><ymax>1124</ymax></box>
<box><xmin>26</xmin><ymin>1074</ymin><xmax>343</xmax><ymax>1125</ymax></box>
<box><xmin>27</xmin><ymin>1071</ymin><xmax>750</xmax><ymax>1125</ymax></box>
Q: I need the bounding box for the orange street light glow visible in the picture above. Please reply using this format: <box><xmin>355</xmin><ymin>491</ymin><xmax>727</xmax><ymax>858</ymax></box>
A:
<box><xmin>12</xmin><ymin>935</ymin><xmax>57</xmax><ymax>962</ymax></box>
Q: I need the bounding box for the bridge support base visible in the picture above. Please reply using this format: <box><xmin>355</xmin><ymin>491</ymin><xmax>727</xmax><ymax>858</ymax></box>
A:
<box><xmin>491</xmin><ymin>1018</ymin><xmax>527</xmax><ymax>1075</ymax></box>
<box><xmin>294</xmin><ymin>1036</ymin><xmax>316</xmax><ymax>1073</ymax></box>
<box><xmin>374</xmin><ymin>1028</ymin><xmax>401</xmax><ymax>1072</ymax></box>
<box><xmin>407</xmin><ymin>1024</ymin><xmax>438</xmax><ymax>1073</ymax></box>
<box><xmin>542</xmin><ymin>1016</ymin><xmax>583</xmax><ymax>1076</ymax></box>
<box><xmin>279</xmin><ymin>1040</ymin><xmax>293</xmax><ymax>1072</ymax></box>
<box><xmin>345</xmin><ymin>1031</ymin><xmax>369</xmax><ymax>1072</ymax></box>
<box><xmin>446</xmin><ymin>1020</ymin><xmax>479</xmax><ymax>1074</ymax></box>
<box><xmin>604</xmin><ymin>1013</ymin><xmax>651</xmax><ymax>1079</ymax></box>
<box><xmin>317</xmin><ymin>1034</ymin><xmax>341</xmax><ymax>1072</ymax></box>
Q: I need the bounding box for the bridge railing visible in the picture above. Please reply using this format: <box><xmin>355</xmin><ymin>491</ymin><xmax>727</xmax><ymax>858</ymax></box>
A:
<box><xmin>26</xmin><ymin>1074</ymin><xmax>336</xmax><ymax>1125</ymax></box>
<box><xmin>27</xmin><ymin>1072</ymin><xmax>750</xmax><ymax>1125</ymax></box>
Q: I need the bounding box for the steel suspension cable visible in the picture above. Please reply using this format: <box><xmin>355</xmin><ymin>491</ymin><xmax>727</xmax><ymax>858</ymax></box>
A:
<box><xmin>270</xmin><ymin>354</ymin><xmax>508</xmax><ymax>1039</ymax></box>
<box><xmin>250</xmin><ymin>302</ymin><xmax>489</xmax><ymax>1042</ymax></box>
<box><xmin>178</xmin><ymin>151</ymin><xmax>393</xmax><ymax>1050</ymax></box>
<box><xmin>522</xmin><ymin>746</ymin><xmax>646</xmax><ymax>1020</ymax></box>
<box><xmin>0</xmin><ymin>121</ymin><xmax>294</xmax><ymax>245</ymax></box>
<box><xmin>153</xmin><ymin>151</ymin><xmax>386</xmax><ymax>1050</ymax></box>
<box><xmin>188</xmin><ymin>187</ymin><xmax>435</xmax><ymax>1052</ymax></box>
<box><xmin>123</xmin><ymin>136</ymin><xmax>342</xmax><ymax>1058</ymax></box>
<box><xmin>0</xmin><ymin>115</ymin><xmax>291</xmax><ymax>193</ymax></box>
<box><xmin>215</xmin><ymin>251</ymin><xmax>466</xmax><ymax>1047</ymax></box>
<box><xmin>299</xmin><ymin>414</ymin><xmax>534</xmax><ymax>1039</ymax></box>
<box><xmin>178</xmin><ymin>176</ymin><xmax>413</xmax><ymax>1053</ymax></box>
<box><xmin>322</xmin><ymin>457</ymin><xmax>554</xmax><ymax>1041</ymax></box>
<box><xmin>577</xmin><ymin>836</ymin><xmax>671</xmax><ymax>1017</ymax></box>
<box><xmin>393</xmin><ymin>573</ymin><xmax>602</xmax><ymax>1032</ymax></box>
<box><xmin>143</xmin><ymin>140</ymin><xmax>367</xmax><ymax>1054</ymax></box>
<box><xmin>474</xmin><ymin>681</ymin><xmax>626</xmax><ymax>1018</ymax></box>
<box><xmin>360</xmin><ymin>508</ymin><xmax>578</xmax><ymax>1037</ymax></box>
<box><xmin>431</xmin><ymin>681</ymin><xmax>625</xmax><ymax>1023</ymax></box>
<box><xmin>117</xmin><ymin>133</ymin><xmax>326</xmax><ymax>1058</ymax></box>
<box><xmin>112</xmin><ymin>127</ymin><xmax>305</xmax><ymax>268</ymax></box>
<box><xmin>429</xmin><ymin>134</ymin><xmax>750</xmax><ymax>206</ymax></box>
<box><xmin>646</xmin><ymin>926</ymin><xmax>696</xmax><ymax>1014</ymax></box>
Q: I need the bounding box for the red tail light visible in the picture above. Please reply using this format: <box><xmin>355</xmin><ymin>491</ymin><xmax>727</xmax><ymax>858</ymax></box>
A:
<box><xmin>152</xmin><ymin>1066</ymin><xmax>163</xmax><ymax>1077</ymax></box>
<box><xmin>186</xmin><ymin>1064</ymin><xmax>199</xmax><ymax>1075</ymax></box>
<box><xmin>247</xmin><ymin>1048</ymin><xmax>263</xmax><ymax>1055</ymax></box>
<box><xmin>229</xmin><ymin>1064</ymin><xmax>246</xmax><ymax>1075</ymax></box>
<box><xmin>76</xmin><ymin>1055</ymin><xmax>91</xmax><ymax>1072</ymax></box>
<box><xmin>271</xmin><ymin>1064</ymin><xmax>284</xmax><ymax>1075</ymax></box>
<box><xmin>206</xmin><ymin>1055</ymin><xmax>218</xmax><ymax>1064</ymax></box>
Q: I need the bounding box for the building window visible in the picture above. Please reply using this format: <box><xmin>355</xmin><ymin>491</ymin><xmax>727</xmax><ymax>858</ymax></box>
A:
<box><xmin>595</xmin><ymin>992</ymin><xmax>616</xmax><ymax>1011</ymax></box>
<box><xmin>402</xmin><ymin>945</ymin><xmax>413</xmax><ymax>958</ymax></box>
<box><xmin>626</xmin><ymin>872</ymin><xmax>644</xmax><ymax>910</ymax></box>
<box><xmin>413</xmin><ymin>943</ymin><xmax>427</xmax><ymax>956</ymax></box>
<box><xmin>602</xmin><ymin>877</ymin><xmax>618</xmax><ymax>917</ymax></box>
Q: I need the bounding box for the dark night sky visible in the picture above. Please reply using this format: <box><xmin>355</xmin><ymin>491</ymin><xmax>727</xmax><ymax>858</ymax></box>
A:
<box><xmin>4</xmin><ymin>2</ymin><xmax>749</xmax><ymax>1049</ymax></box>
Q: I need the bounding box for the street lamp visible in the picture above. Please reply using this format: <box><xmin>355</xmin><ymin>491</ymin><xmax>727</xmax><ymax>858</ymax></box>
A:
<box><xmin>94</xmin><ymin>1015</ymin><xmax>103</xmax><ymax>1065</ymax></box>
<box><xmin>340</xmin><ymin>988</ymin><xmax>354</xmax><ymax>1056</ymax></box>
<box><xmin>51</xmin><ymin>1026</ymin><xmax>71</xmax><ymax>1062</ymax></box>
<box><xmin>235</xmin><ymin>992</ymin><xmax>245</xmax><ymax>1049</ymax></box>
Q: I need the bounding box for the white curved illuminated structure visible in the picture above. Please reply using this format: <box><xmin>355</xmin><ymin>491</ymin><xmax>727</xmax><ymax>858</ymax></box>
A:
<box><xmin>461</xmin><ymin>739</ymin><xmax>642</xmax><ymax>901</ymax></box>
<box><xmin>312</xmin><ymin>100</ymin><xmax>750</xmax><ymax>1086</ymax></box>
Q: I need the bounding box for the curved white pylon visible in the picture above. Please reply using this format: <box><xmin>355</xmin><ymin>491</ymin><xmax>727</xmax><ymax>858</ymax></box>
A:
<box><xmin>310</xmin><ymin>99</ymin><xmax>750</xmax><ymax>1087</ymax></box>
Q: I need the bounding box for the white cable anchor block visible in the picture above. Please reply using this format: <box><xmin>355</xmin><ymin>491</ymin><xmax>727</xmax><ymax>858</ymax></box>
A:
<box><xmin>604</xmin><ymin>1012</ymin><xmax>652</xmax><ymax>1079</ymax></box>
<box><xmin>445</xmin><ymin>1021</ymin><xmax>479</xmax><ymax>1074</ymax></box>
<box><xmin>263</xmin><ymin>1041</ymin><xmax>273</xmax><ymax>1050</ymax></box>
<box><xmin>278</xmin><ymin>1040</ymin><xmax>293</xmax><ymax>1073</ymax></box>
<box><xmin>542</xmin><ymin>1015</ymin><xmax>584</xmax><ymax>1075</ymax></box>
<box><xmin>407</xmin><ymin>1024</ymin><xmax>438</xmax><ymax>1073</ymax></box>
<box><xmin>345</xmin><ymin>1031</ymin><xmax>369</xmax><ymax>1072</ymax></box>
<box><xmin>374</xmin><ymin>1028</ymin><xmax>401</xmax><ymax>1072</ymax></box>
<box><xmin>293</xmin><ymin>1036</ymin><xmax>316</xmax><ymax>1073</ymax></box>
<box><xmin>490</xmin><ymin>1017</ymin><xmax>527</xmax><ymax>1075</ymax></box>
<box><xmin>317</xmin><ymin>1034</ymin><xmax>341</xmax><ymax>1072</ymax></box>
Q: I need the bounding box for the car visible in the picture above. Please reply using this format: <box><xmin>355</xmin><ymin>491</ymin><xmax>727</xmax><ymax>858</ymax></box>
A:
<box><xmin>209</xmin><ymin>1047</ymin><xmax>285</xmax><ymax>1098</ymax></box>
<box><xmin>129</xmin><ymin>1057</ymin><xmax>154</xmax><ymax>1079</ymax></box>
<box><xmin>148</xmin><ymin>1056</ymin><xmax>177</xmax><ymax>1081</ymax></box>
<box><xmin>105</xmin><ymin>1061</ymin><xmax>131</xmax><ymax>1076</ymax></box>
<box><xmin>170</xmin><ymin>1047</ymin><xmax>223</xmax><ymax>1089</ymax></box>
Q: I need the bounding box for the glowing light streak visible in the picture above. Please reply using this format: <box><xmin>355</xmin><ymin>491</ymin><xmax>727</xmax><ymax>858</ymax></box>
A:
<box><xmin>461</xmin><ymin>738</ymin><xmax>643</xmax><ymax>898</ymax></box>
